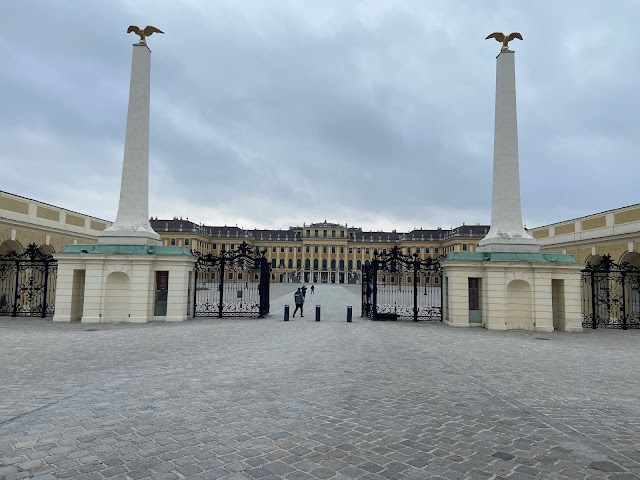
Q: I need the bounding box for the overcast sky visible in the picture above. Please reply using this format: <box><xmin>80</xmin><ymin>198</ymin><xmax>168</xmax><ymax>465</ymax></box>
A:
<box><xmin>1</xmin><ymin>1</ymin><xmax>638</xmax><ymax>232</ymax></box>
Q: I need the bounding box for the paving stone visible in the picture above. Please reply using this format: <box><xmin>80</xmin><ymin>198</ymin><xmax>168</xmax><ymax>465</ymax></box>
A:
<box><xmin>1</xmin><ymin>294</ymin><xmax>640</xmax><ymax>480</ymax></box>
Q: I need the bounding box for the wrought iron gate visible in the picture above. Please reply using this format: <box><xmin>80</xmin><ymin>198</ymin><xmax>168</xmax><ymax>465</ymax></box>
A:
<box><xmin>194</xmin><ymin>242</ymin><xmax>270</xmax><ymax>318</ymax></box>
<box><xmin>362</xmin><ymin>246</ymin><xmax>442</xmax><ymax>321</ymax></box>
<box><xmin>0</xmin><ymin>243</ymin><xmax>57</xmax><ymax>318</ymax></box>
<box><xmin>581</xmin><ymin>255</ymin><xmax>640</xmax><ymax>329</ymax></box>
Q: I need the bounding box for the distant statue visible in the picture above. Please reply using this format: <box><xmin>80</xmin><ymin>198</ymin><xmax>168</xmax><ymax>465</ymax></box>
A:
<box><xmin>127</xmin><ymin>25</ymin><xmax>164</xmax><ymax>44</ymax></box>
<box><xmin>485</xmin><ymin>32</ymin><xmax>523</xmax><ymax>51</ymax></box>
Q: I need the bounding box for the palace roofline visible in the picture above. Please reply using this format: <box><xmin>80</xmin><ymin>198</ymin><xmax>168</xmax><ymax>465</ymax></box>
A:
<box><xmin>149</xmin><ymin>218</ymin><xmax>489</xmax><ymax>241</ymax></box>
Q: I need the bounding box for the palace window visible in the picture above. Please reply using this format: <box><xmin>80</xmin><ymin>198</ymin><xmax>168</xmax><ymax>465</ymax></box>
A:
<box><xmin>406</xmin><ymin>247</ymin><xmax>410</xmax><ymax>254</ymax></box>
<box><xmin>238</xmin><ymin>273</ymin><xmax>242</xmax><ymax>280</ymax></box>
<box><xmin>425</xmin><ymin>247</ymin><xmax>430</xmax><ymax>253</ymax></box>
<box><xmin>171</xmin><ymin>239</ymin><xmax>176</xmax><ymax>245</ymax></box>
<box><xmin>306</xmin><ymin>230</ymin><xmax>310</xmax><ymax>237</ymax></box>
<box><xmin>434</xmin><ymin>248</ymin><xmax>439</xmax><ymax>254</ymax></box>
<box><xmin>314</xmin><ymin>230</ymin><xmax>318</xmax><ymax>237</ymax></box>
<box><xmin>297</xmin><ymin>259</ymin><xmax>301</xmax><ymax>268</ymax></box>
<box><xmin>331</xmin><ymin>259</ymin><xmax>336</xmax><ymax>269</ymax></box>
<box><xmin>348</xmin><ymin>247</ymin><xmax>353</xmax><ymax>254</ymax></box>
<box><xmin>348</xmin><ymin>260</ymin><xmax>353</xmax><ymax>269</ymax></box>
<box><xmin>313</xmin><ymin>259</ymin><xmax>319</xmax><ymax>269</ymax></box>
<box><xmin>288</xmin><ymin>259</ymin><xmax>293</xmax><ymax>268</ymax></box>
<box><xmin>281</xmin><ymin>247</ymin><xmax>285</xmax><ymax>253</ymax></box>
<box><xmin>279</xmin><ymin>259</ymin><xmax>285</xmax><ymax>267</ymax></box>
<box><xmin>230</xmin><ymin>244</ymin><xmax>235</xmax><ymax>250</ymax></box>
<box><xmin>212</xmin><ymin>243</ymin><xmax>217</xmax><ymax>249</ymax></box>
<box><xmin>339</xmin><ymin>260</ymin><xmax>344</xmax><ymax>269</ymax></box>
<box><xmin>297</xmin><ymin>247</ymin><xmax>301</xmax><ymax>253</ymax></box>
<box><xmin>357</xmin><ymin>248</ymin><xmax>361</xmax><ymax>254</ymax></box>
<box><xmin>184</xmin><ymin>239</ymin><xmax>190</xmax><ymax>246</ymax></box>
<box><xmin>463</xmin><ymin>244</ymin><xmax>468</xmax><ymax>251</ymax></box>
<box><xmin>323</xmin><ymin>246</ymin><xmax>327</xmax><ymax>254</ymax></box>
<box><xmin>305</xmin><ymin>259</ymin><xmax>310</xmax><ymax>268</ymax></box>
<box><xmin>323</xmin><ymin>230</ymin><xmax>327</xmax><ymax>237</ymax></box>
<box><xmin>332</xmin><ymin>230</ymin><xmax>336</xmax><ymax>237</ymax></box>
<box><xmin>340</xmin><ymin>231</ymin><xmax>344</xmax><ymax>237</ymax></box>
<box><xmin>331</xmin><ymin>246</ymin><xmax>336</xmax><ymax>254</ymax></box>
<box><xmin>228</xmin><ymin>272</ymin><xmax>233</xmax><ymax>280</ymax></box>
<box><xmin>340</xmin><ymin>246</ymin><xmax>344</xmax><ymax>254</ymax></box>
<box><xmin>322</xmin><ymin>259</ymin><xmax>327</xmax><ymax>269</ymax></box>
<box><xmin>289</xmin><ymin>246</ymin><xmax>293</xmax><ymax>253</ymax></box>
<box><xmin>271</xmin><ymin>259</ymin><xmax>276</xmax><ymax>268</ymax></box>
<box><xmin>357</xmin><ymin>260</ymin><xmax>362</xmax><ymax>269</ymax></box>
<box><xmin>365</xmin><ymin>248</ymin><xmax>370</xmax><ymax>254</ymax></box>
<box><xmin>416</xmin><ymin>247</ymin><xmax>420</xmax><ymax>253</ymax></box>
<box><xmin>306</xmin><ymin>245</ymin><xmax>310</xmax><ymax>253</ymax></box>
<box><xmin>314</xmin><ymin>246</ymin><xmax>318</xmax><ymax>253</ymax></box>
<box><xmin>272</xmin><ymin>246</ymin><xmax>276</xmax><ymax>252</ymax></box>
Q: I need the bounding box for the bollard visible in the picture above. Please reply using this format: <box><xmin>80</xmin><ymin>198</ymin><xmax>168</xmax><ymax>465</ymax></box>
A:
<box><xmin>347</xmin><ymin>306</ymin><xmax>352</xmax><ymax>322</ymax></box>
<box><xmin>284</xmin><ymin>305</ymin><xmax>289</xmax><ymax>321</ymax></box>
<box><xmin>316</xmin><ymin>305</ymin><xmax>321</xmax><ymax>322</ymax></box>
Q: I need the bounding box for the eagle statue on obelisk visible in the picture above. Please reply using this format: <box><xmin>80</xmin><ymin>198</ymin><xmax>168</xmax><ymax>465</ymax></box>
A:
<box><xmin>127</xmin><ymin>25</ymin><xmax>164</xmax><ymax>44</ymax></box>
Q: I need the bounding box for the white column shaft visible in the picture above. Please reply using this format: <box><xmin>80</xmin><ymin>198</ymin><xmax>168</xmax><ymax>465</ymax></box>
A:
<box><xmin>99</xmin><ymin>44</ymin><xmax>160</xmax><ymax>246</ymax></box>
<box><xmin>478</xmin><ymin>51</ymin><xmax>539</xmax><ymax>253</ymax></box>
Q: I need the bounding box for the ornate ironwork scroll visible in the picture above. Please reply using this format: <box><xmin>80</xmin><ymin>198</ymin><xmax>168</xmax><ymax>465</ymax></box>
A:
<box><xmin>361</xmin><ymin>246</ymin><xmax>442</xmax><ymax>321</ymax></box>
<box><xmin>0</xmin><ymin>243</ymin><xmax>57</xmax><ymax>318</ymax></box>
<box><xmin>581</xmin><ymin>255</ymin><xmax>640</xmax><ymax>329</ymax></box>
<box><xmin>194</xmin><ymin>242</ymin><xmax>270</xmax><ymax>318</ymax></box>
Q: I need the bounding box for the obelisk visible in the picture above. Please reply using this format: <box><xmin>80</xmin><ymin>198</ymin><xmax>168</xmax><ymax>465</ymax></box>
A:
<box><xmin>477</xmin><ymin>43</ymin><xmax>539</xmax><ymax>253</ymax></box>
<box><xmin>99</xmin><ymin>38</ymin><xmax>161</xmax><ymax>246</ymax></box>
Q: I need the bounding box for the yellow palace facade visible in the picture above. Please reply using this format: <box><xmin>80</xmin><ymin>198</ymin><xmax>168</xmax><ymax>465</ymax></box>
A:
<box><xmin>149</xmin><ymin>218</ymin><xmax>488</xmax><ymax>283</ymax></box>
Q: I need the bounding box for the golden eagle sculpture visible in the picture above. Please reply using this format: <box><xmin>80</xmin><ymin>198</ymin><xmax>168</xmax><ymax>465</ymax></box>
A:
<box><xmin>485</xmin><ymin>32</ymin><xmax>523</xmax><ymax>51</ymax></box>
<box><xmin>127</xmin><ymin>25</ymin><xmax>164</xmax><ymax>44</ymax></box>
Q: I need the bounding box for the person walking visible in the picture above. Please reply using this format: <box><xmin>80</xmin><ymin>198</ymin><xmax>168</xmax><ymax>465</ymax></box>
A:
<box><xmin>301</xmin><ymin>285</ymin><xmax>307</xmax><ymax>298</ymax></box>
<box><xmin>310</xmin><ymin>284</ymin><xmax>315</xmax><ymax>295</ymax></box>
<box><xmin>293</xmin><ymin>287</ymin><xmax>304</xmax><ymax>317</ymax></box>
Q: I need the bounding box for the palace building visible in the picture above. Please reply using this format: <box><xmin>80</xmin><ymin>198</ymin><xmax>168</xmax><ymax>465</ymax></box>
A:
<box><xmin>148</xmin><ymin>218</ymin><xmax>488</xmax><ymax>283</ymax></box>
<box><xmin>2</xmin><ymin>190</ymin><xmax>639</xmax><ymax>277</ymax></box>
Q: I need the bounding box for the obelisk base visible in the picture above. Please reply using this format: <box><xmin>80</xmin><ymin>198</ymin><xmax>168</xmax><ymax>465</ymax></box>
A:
<box><xmin>98</xmin><ymin>225</ymin><xmax>161</xmax><ymax>246</ymax></box>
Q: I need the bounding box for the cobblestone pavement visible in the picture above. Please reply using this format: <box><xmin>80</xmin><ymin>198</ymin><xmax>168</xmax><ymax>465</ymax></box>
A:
<box><xmin>1</xmin><ymin>284</ymin><xmax>640</xmax><ymax>480</ymax></box>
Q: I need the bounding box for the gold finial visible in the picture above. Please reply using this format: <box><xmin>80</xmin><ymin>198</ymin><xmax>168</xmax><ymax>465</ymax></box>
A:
<box><xmin>485</xmin><ymin>32</ymin><xmax>523</xmax><ymax>51</ymax></box>
<box><xmin>127</xmin><ymin>25</ymin><xmax>164</xmax><ymax>44</ymax></box>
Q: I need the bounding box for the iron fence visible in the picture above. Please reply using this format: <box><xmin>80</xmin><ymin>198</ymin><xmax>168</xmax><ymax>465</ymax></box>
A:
<box><xmin>0</xmin><ymin>243</ymin><xmax>57</xmax><ymax>317</ymax></box>
<box><xmin>581</xmin><ymin>255</ymin><xmax>640</xmax><ymax>329</ymax></box>
<box><xmin>362</xmin><ymin>246</ymin><xmax>442</xmax><ymax>321</ymax></box>
<box><xmin>194</xmin><ymin>242</ymin><xmax>270</xmax><ymax>318</ymax></box>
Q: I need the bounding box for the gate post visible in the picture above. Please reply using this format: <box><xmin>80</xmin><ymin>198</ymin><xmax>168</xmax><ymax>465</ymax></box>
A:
<box><xmin>590</xmin><ymin>270</ymin><xmax>597</xmax><ymax>329</ymax></box>
<box><xmin>41</xmin><ymin>260</ymin><xmax>50</xmax><ymax>318</ymax></box>
<box><xmin>218</xmin><ymin>254</ymin><xmax>225</xmax><ymax>318</ymax></box>
<box><xmin>372</xmin><ymin>260</ymin><xmax>378</xmax><ymax>319</ymax></box>
<box><xmin>193</xmin><ymin>268</ymin><xmax>198</xmax><ymax>317</ymax></box>
<box><xmin>621</xmin><ymin>271</ymin><xmax>627</xmax><ymax>330</ymax></box>
<box><xmin>12</xmin><ymin>259</ymin><xmax>20</xmax><ymax>317</ymax></box>
<box><xmin>413</xmin><ymin>259</ymin><xmax>418</xmax><ymax>322</ymax></box>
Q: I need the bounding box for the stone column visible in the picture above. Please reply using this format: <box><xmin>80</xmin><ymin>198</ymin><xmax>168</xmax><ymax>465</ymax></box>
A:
<box><xmin>99</xmin><ymin>43</ymin><xmax>161</xmax><ymax>246</ymax></box>
<box><xmin>478</xmin><ymin>50</ymin><xmax>538</xmax><ymax>253</ymax></box>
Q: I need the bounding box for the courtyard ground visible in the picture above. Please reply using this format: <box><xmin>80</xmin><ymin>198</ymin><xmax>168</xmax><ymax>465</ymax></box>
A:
<box><xmin>1</xmin><ymin>284</ymin><xmax>639</xmax><ymax>480</ymax></box>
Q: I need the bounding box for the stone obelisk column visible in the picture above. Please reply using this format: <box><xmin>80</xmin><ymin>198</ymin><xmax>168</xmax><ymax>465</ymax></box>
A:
<box><xmin>99</xmin><ymin>42</ymin><xmax>161</xmax><ymax>246</ymax></box>
<box><xmin>477</xmin><ymin>49</ymin><xmax>539</xmax><ymax>253</ymax></box>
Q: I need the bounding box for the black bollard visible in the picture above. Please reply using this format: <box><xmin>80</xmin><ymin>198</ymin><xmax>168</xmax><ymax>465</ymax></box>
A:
<box><xmin>316</xmin><ymin>305</ymin><xmax>321</xmax><ymax>322</ymax></box>
<box><xmin>347</xmin><ymin>306</ymin><xmax>352</xmax><ymax>322</ymax></box>
<box><xmin>284</xmin><ymin>305</ymin><xmax>289</xmax><ymax>321</ymax></box>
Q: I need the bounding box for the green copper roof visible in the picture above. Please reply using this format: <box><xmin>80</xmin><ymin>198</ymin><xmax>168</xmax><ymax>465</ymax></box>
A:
<box><xmin>61</xmin><ymin>245</ymin><xmax>195</xmax><ymax>256</ymax></box>
<box><xmin>446</xmin><ymin>252</ymin><xmax>578</xmax><ymax>263</ymax></box>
